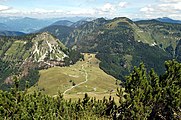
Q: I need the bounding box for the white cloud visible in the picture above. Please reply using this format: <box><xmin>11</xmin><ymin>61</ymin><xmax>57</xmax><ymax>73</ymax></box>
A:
<box><xmin>0</xmin><ymin>7</ymin><xmax>97</xmax><ymax>18</ymax></box>
<box><xmin>0</xmin><ymin>4</ymin><xmax>11</xmax><ymax>11</ymax></box>
<box><xmin>66</xmin><ymin>8</ymin><xmax>96</xmax><ymax>16</ymax></box>
<box><xmin>158</xmin><ymin>2</ymin><xmax>181</xmax><ymax>11</ymax></box>
<box><xmin>95</xmin><ymin>2</ymin><xmax>130</xmax><ymax>17</ymax></box>
<box><xmin>139</xmin><ymin>0</ymin><xmax>181</xmax><ymax>20</ymax></box>
<box><xmin>140</xmin><ymin>6</ymin><xmax>154</xmax><ymax>13</ymax></box>
<box><xmin>101</xmin><ymin>3</ymin><xmax>115</xmax><ymax>12</ymax></box>
<box><xmin>160</xmin><ymin>0</ymin><xmax>181</xmax><ymax>2</ymax></box>
<box><xmin>0</xmin><ymin>1</ymin><xmax>130</xmax><ymax>18</ymax></box>
<box><xmin>118</xmin><ymin>2</ymin><xmax>128</xmax><ymax>8</ymax></box>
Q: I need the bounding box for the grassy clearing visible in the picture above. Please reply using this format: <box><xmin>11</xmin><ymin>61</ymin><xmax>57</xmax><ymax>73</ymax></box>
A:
<box><xmin>5</xmin><ymin>41</ymin><xmax>24</xmax><ymax>56</ymax></box>
<box><xmin>28</xmin><ymin>53</ymin><xmax>120</xmax><ymax>101</ymax></box>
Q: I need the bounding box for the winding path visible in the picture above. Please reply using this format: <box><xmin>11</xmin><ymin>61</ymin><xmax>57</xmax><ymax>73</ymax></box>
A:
<box><xmin>63</xmin><ymin>63</ymin><xmax>88</xmax><ymax>95</ymax></box>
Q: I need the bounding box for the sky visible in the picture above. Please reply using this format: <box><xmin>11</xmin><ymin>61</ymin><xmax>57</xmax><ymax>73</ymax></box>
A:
<box><xmin>0</xmin><ymin>0</ymin><xmax>181</xmax><ymax>19</ymax></box>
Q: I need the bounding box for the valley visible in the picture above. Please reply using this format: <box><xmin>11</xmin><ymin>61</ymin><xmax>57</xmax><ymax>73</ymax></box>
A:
<box><xmin>28</xmin><ymin>53</ymin><xmax>119</xmax><ymax>101</ymax></box>
<box><xmin>0</xmin><ymin>15</ymin><xmax>180</xmax><ymax>119</ymax></box>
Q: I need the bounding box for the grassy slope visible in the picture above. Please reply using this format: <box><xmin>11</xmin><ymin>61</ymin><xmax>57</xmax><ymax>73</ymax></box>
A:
<box><xmin>28</xmin><ymin>53</ymin><xmax>119</xmax><ymax>101</ymax></box>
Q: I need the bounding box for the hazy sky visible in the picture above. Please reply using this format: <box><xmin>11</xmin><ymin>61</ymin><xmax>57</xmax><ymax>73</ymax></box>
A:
<box><xmin>0</xmin><ymin>0</ymin><xmax>181</xmax><ymax>19</ymax></box>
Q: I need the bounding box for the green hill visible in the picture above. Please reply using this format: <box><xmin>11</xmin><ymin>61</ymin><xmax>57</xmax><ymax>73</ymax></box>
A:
<box><xmin>61</xmin><ymin>17</ymin><xmax>180</xmax><ymax>80</ymax></box>
<box><xmin>1</xmin><ymin>17</ymin><xmax>181</xmax><ymax>90</ymax></box>
<box><xmin>0</xmin><ymin>32</ymin><xmax>81</xmax><ymax>90</ymax></box>
<box><xmin>28</xmin><ymin>53</ymin><xmax>119</xmax><ymax>101</ymax></box>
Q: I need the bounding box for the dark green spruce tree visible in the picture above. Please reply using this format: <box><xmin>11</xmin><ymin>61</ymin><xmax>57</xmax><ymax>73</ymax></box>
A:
<box><xmin>116</xmin><ymin>60</ymin><xmax>181</xmax><ymax>120</ymax></box>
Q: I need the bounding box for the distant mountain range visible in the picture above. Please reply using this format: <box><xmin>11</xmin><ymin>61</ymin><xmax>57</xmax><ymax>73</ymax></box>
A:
<box><xmin>0</xmin><ymin>31</ymin><xmax>25</xmax><ymax>36</ymax></box>
<box><xmin>0</xmin><ymin>16</ymin><xmax>96</xmax><ymax>33</ymax></box>
<box><xmin>133</xmin><ymin>17</ymin><xmax>181</xmax><ymax>24</ymax></box>
<box><xmin>1</xmin><ymin>16</ymin><xmax>180</xmax><ymax>34</ymax></box>
<box><xmin>0</xmin><ymin>23</ymin><xmax>10</xmax><ymax>31</ymax></box>
<box><xmin>156</xmin><ymin>17</ymin><xmax>181</xmax><ymax>24</ymax></box>
<box><xmin>0</xmin><ymin>17</ymin><xmax>57</xmax><ymax>33</ymax></box>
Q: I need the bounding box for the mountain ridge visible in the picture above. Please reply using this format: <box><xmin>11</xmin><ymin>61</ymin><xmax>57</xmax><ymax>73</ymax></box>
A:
<box><xmin>0</xmin><ymin>32</ymin><xmax>82</xmax><ymax>90</ymax></box>
<box><xmin>1</xmin><ymin>16</ymin><xmax>181</xmax><ymax>89</ymax></box>
<box><xmin>57</xmin><ymin>17</ymin><xmax>180</xmax><ymax>79</ymax></box>
<box><xmin>156</xmin><ymin>17</ymin><xmax>181</xmax><ymax>24</ymax></box>
<box><xmin>0</xmin><ymin>31</ymin><xmax>25</xmax><ymax>36</ymax></box>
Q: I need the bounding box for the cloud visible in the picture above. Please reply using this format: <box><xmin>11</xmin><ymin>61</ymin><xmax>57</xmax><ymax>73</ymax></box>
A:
<box><xmin>140</xmin><ymin>1</ymin><xmax>181</xmax><ymax>13</ymax></box>
<box><xmin>139</xmin><ymin>0</ymin><xmax>181</xmax><ymax>19</ymax></box>
<box><xmin>118</xmin><ymin>2</ymin><xmax>128</xmax><ymax>8</ymax></box>
<box><xmin>100</xmin><ymin>2</ymin><xmax>129</xmax><ymax>12</ymax></box>
<box><xmin>66</xmin><ymin>8</ymin><xmax>96</xmax><ymax>16</ymax></box>
<box><xmin>140</xmin><ymin>5</ymin><xmax>154</xmax><ymax>13</ymax></box>
<box><xmin>95</xmin><ymin>2</ymin><xmax>130</xmax><ymax>17</ymax></box>
<box><xmin>160</xmin><ymin>0</ymin><xmax>181</xmax><ymax>2</ymax></box>
<box><xmin>101</xmin><ymin>3</ymin><xmax>115</xmax><ymax>12</ymax></box>
<box><xmin>0</xmin><ymin>7</ymin><xmax>98</xmax><ymax>18</ymax></box>
<box><xmin>158</xmin><ymin>2</ymin><xmax>181</xmax><ymax>11</ymax></box>
<box><xmin>0</xmin><ymin>4</ymin><xmax>11</xmax><ymax>11</ymax></box>
<box><xmin>0</xmin><ymin>1</ymin><xmax>130</xmax><ymax>18</ymax></box>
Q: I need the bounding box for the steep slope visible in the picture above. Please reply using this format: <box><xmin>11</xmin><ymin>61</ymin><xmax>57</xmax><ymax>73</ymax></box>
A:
<box><xmin>0</xmin><ymin>32</ymin><xmax>68</xmax><ymax>63</ymax></box>
<box><xmin>71</xmin><ymin>20</ymin><xmax>88</xmax><ymax>28</ymax></box>
<box><xmin>64</xmin><ymin>17</ymin><xmax>175</xmax><ymax>80</ymax></box>
<box><xmin>38</xmin><ymin>25</ymin><xmax>74</xmax><ymax>43</ymax></box>
<box><xmin>0</xmin><ymin>32</ymin><xmax>82</xmax><ymax>90</ymax></box>
<box><xmin>30</xmin><ymin>32</ymin><xmax>68</xmax><ymax>62</ymax></box>
<box><xmin>135</xmin><ymin>20</ymin><xmax>181</xmax><ymax>51</ymax></box>
<box><xmin>38</xmin><ymin>19</ymin><xmax>95</xmax><ymax>44</ymax></box>
<box><xmin>65</xmin><ymin>18</ymin><xmax>108</xmax><ymax>46</ymax></box>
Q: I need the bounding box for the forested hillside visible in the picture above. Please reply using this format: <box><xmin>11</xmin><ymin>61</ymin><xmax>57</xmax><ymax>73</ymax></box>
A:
<box><xmin>135</xmin><ymin>20</ymin><xmax>181</xmax><ymax>53</ymax></box>
<box><xmin>60</xmin><ymin>17</ymin><xmax>179</xmax><ymax>80</ymax></box>
<box><xmin>0</xmin><ymin>32</ymin><xmax>82</xmax><ymax>90</ymax></box>
<box><xmin>38</xmin><ymin>25</ymin><xmax>74</xmax><ymax>43</ymax></box>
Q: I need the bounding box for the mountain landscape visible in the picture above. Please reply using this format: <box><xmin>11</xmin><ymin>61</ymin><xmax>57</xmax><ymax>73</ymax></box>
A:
<box><xmin>0</xmin><ymin>31</ymin><xmax>25</xmax><ymax>36</ymax></box>
<box><xmin>51</xmin><ymin>20</ymin><xmax>74</xmax><ymax>26</ymax></box>
<box><xmin>0</xmin><ymin>17</ymin><xmax>54</xmax><ymax>33</ymax></box>
<box><xmin>0</xmin><ymin>16</ymin><xmax>91</xmax><ymax>33</ymax></box>
<box><xmin>38</xmin><ymin>17</ymin><xmax>181</xmax><ymax>80</ymax></box>
<box><xmin>0</xmin><ymin>32</ymin><xmax>82</xmax><ymax>90</ymax></box>
<box><xmin>156</xmin><ymin>17</ymin><xmax>181</xmax><ymax>24</ymax></box>
<box><xmin>0</xmin><ymin>15</ymin><xmax>180</xmax><ymax>120</ymax></box>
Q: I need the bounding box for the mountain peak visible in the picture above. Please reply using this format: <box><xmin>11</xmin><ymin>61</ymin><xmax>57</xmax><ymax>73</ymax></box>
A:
<box><xmin>93</xmin><ymin>17</ymin><xmax>107</xmax><ymax>23</ymax></box>
<box><xmin>112</xmin><ymin>17</ymin><xmax>134</xmax><ymax>24</ymax></box>
<box><xmin>156</xmin><ymin>17</ymin><xmax>181</xmax><ymax>24</ymax></box>
<box><xmin>104</xmin><ymin>17</ymin><xmax>134</xmax><ymax>29</ymax></box>
<box><xmin>33</xmin><ymin>32</ymin><xmax>58</xmax><ymax>42</ymax></box>
<box><xmin>31</xmin><ymin>32</ymin><xmax>67</xmax><ymax>62</ymax></box>
<box><xmin>162</xmin><ymin>17</ymin><xmax>171</xmax><ymax>19</ymax></box>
